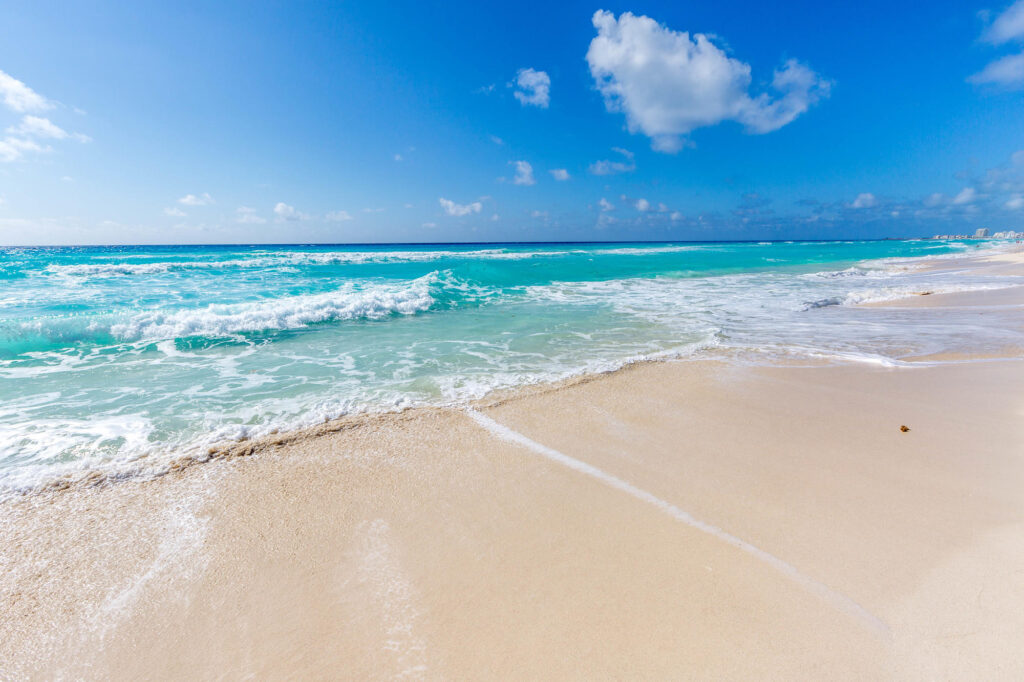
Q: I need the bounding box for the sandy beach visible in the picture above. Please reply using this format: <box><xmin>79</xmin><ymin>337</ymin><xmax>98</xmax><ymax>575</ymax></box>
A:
<box><xmin>2</xmin><ymin>250</ymin><xmax>1024</xmax><ymax>680</ymax></box>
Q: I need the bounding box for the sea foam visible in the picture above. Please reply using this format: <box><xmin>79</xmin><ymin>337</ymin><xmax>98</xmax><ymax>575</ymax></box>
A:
<box><xmin>108</xmin><ymin>272</ymin><xmax>445</xmax><ymax>341</ymax></box>
<box><xmin>2</xmin><ymin>239</ymin><xmax>1019</xmax><ymax>497</ymax></box>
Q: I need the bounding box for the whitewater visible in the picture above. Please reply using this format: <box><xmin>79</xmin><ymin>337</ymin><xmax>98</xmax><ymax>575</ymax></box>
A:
<box><xmin>0</xmin><ymin>239</ymin><xmax>1017</xmax><ymax>495</ymax></box>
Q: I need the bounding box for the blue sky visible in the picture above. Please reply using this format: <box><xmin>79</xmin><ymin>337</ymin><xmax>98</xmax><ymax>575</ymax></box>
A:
<box><xmin>1</xmin><ymin>0</ymin><xmax>1023</xmax><ymax>244</ymax></box>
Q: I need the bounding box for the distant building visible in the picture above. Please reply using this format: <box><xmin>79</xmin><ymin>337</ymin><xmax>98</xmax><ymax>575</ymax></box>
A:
<box><xmin>975</xmin><ymin>228</ymin><xmax>990</xmax><ymax>238</ymax></box>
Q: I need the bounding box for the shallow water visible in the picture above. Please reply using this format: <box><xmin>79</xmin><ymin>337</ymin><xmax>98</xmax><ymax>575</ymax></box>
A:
<box><xmin>0</xmin><ymin>239</ymin><xmax>1017</xmax><ymax>493</ymax></box>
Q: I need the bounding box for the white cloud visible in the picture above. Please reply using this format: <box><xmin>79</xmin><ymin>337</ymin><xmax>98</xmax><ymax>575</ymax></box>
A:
<box><xmin>164</xmin><ymin>207</ymin><xmax>186</xmax><ymax>217</ymax></box>
<box><xmin>670</xmin><ymin>211</ymin><xmax>683</xmax><ymax>221</ymax></box>
<box><xmin>439</xmin><ymin>197</ymin><xmax>483</xmax><ymax>216</ymax></box>
<box><xmin>0</xmin><ymin>116</ymin><xmax>88</xmax><ymax>165</ymax></box>
<box><xmin>512</xmin><ymin>68</ymin><xmax>550</xmax><ymax>108</ymax></box>
<box><xmin>274</xmin><ymin>202</ymin><xmax>309</xmax><ymax>221</ymax></box>
<box><xmin>0</xmin><ymin>136</ymin><xmax>44</xmax><ymax>162</ymax></box>
<box><xmin>393</xmin><ymin>153</ymin><xmax>403</xmax><ymax>161</ymax></box>
<box><xmin>0</xmin><ymin>69</ymin><xmax>53</xmax><ymax>113</ymax></box>
<box><xmin>952</xmin><ymin>187</ymin><xmax>977</xmax><ymax>205</ymax></box>
<box><xmin>179</xmin><ymin>193</ymin><xmax>214</xmax><ymax>206</ymax></box>
<box><xmin>851</xmin><ymin>192</ymin><xmax>877</xmax><ymax>209</ymax></box>
<box><xmin>635</xmin><ymin>198</ymin><xmax>651</xmax><ymax>211</ymax></box>
<box><xmin>326</xmin><ymin>210</ymin><xmax>353</xmax><ymax>221</ymax></box>
<box><xmin>422</xmin><ymin>222</ymin><xmax>437</xmax><ymax>228</ymax></box>
<box><xmin>1006</xmin><ymin>193</ymin><xmax>1024</xmax><ymax>210</ymax></box>
<box><xmin>235</xmin><ymin>206</ymin><xmax>266</xmax><ymax>224</ymax></box>
<box><xmin>550</xmin><ymin>168</ymin><xmax>570</xmax><ymax>181</ymax></box>
<box><xmin>586</xmin><ymin>10</ymin><xmax>830</xmax><ymax>152</ymax></box>
<box><xmin>512</xmin><ymin>160</ymin><xmax>535</xmax><ymax>185</ymax></box>
<box><xmin>972</xmin><ymin>3</ymin><xmax>1024</xmax><ymax>88</ymax></box>
<box><xmin>491</xmin><ymin>213</ymin><xmax>499</xmax><ymax>221</ymax></box>
<box><xmin>983</xmin><ymin>1</ymin><xmax>1024</xmax><ymax>44</ymax></box>
<box><xmin>0</xmin><ymin>74</ymin><xmax>87</xmax><ymax>164</ymax></box>
<box><xmin>658</xmin><ymin>202</ymin><xmax>668</xmax><ymax>212</ymax></box>
<box><xmin>923</xmin><ymin>192</ymin><xmax>945</xmax><ymax>207</ymax></box>
<box><xmin>489</xmin><ymin>135</ymin><xmax>504</xmax><ymax>145</ymax></box>
<box><xmin>7</xmin><ymin>115</ymin><xmax>67</xmax><ymax>139</ymax></box>
<box><xmin>531</xmin><ymin>210</ymin><xmax>549</xmax><ymax>219</ymax></box>
<box><xmin>969</xmin><ymin>52</ymin><xmax>1024</xmax><ymax>88</ymax></box>
<box><xmin>589</xmin><ymin>147</ymin><xmax>636</xmax><ymax>175</ymax></box>
<box><xmin>599</xmin><ymin>197</ymin><xmax>615</xmax><ymax>211</ymax></box>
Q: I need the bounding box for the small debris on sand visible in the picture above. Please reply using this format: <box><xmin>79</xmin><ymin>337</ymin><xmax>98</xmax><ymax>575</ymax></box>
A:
<box><xmin>900</xmin><ymin>425</ymin><xmax>910</xmax><ymax>432</ymax></box>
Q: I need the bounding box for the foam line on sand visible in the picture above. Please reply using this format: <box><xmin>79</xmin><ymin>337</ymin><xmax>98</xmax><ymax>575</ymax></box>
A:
<box><xmin>465</xmin><ymin>408</ymin><xmax>891</xmax><ymax>638</ymax></box>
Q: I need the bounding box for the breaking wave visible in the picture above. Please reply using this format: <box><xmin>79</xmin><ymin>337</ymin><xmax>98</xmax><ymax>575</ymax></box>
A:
<box><xmin>15</xmin><ymin>271</ymin><xmax>480</xmax><ymax>344</ymax></box>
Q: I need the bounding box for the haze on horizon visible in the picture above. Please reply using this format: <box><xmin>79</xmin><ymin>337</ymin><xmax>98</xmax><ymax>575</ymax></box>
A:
<box><xmin>1</xmin><ymin>0</ymin><xmax>1023</xmax><ymax>246</ymax></box>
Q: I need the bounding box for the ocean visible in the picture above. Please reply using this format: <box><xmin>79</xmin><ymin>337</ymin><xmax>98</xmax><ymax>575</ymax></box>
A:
<box><xmin>0</xmin><ymin>239</ymin><xmax>1014</xmax><ymax>495</ymax></box>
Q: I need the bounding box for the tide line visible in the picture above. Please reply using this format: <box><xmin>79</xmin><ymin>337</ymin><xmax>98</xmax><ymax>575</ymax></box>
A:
<box><xmin>465</xmin><ymin>408</ymin><xmax>890</xmax><ymax>639</ymax></box>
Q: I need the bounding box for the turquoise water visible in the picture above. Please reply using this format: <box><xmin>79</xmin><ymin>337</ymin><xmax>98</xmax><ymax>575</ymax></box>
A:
<box><xmin>0</xmin><ymin>239</ymin><xmax>1014</xmax><ymax>493</ymax></box>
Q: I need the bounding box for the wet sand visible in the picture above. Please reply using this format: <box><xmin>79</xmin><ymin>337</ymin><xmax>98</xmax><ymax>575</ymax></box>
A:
<box><xmin>2</xmin><ymin>250</ymin><xmax>1024</xmax><ymax>680</ymax></box>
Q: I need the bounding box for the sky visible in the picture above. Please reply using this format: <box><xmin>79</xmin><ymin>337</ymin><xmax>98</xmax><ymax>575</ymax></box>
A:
<box><xmin>0</xmin><ymin>0</ymin><xmax>1023</xmax><ymax>245</ymax></box>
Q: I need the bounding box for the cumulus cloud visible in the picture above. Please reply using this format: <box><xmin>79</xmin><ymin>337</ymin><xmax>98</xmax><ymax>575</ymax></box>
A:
<box><xmin>982</xmin><ymin>0</ymin><xmax>1024</xmax><ymax>44</ymax></box>
<box><xmin>164</xmin><ymin>207</ymin><xmax>186</xmax><ymax>217</ymax></box>
<box><xmin>439</xmin><ymin>197</ymin><xmax>483</xmax><ymax>216</ymax></box>
<box><xmin>512</xmin><ymin>160</ymin><xmax>536</xmax><ymax>185</ymax></box>
<box><xmin>274</xmin><ymin>202</ymin><xmax>309</xmax><ymax>221</ymax></box>
<box><xmin>550</xmin><ymin>168</ymin><xmax>570</xmax><ymax>181</ymax></box>
<box><xmin>512</xmin><ymin>68</ymin><xmax>550</xmax><ymax>108</ymax></box>
<box><xmin>326</xmin><ymin>210</ymin><xmax>353</xmax><ymax>221</ymax></box>
<box><xmin>179</xmin><ymin>193</ymin><xmax>214</xmax><ymax>206</ymax></box>
<box><xmin>235</xmin><ymin>206</ymin><xmax>266</xmax><ymax>224</ymax></box>
<box><xmin>923</xmin><ymin>192</ymin><xmax>945</xmax><ymax>207</ymax></box>
<box><xmin>1005</xmin><ymin>193</ymin><xmax>1024</xmax><ymax>210</ymax></box>
<box><xmin>952</xmin><ymin>187</ymin><xmax>977</xmax><ymax>204</ymax></box>
<box><xmin>851</xmin><ymin>192</ymin><xmax>877</xmax><ymax>208</ymax></box>
<box><xmin>589</xmin><ymin>147</ymin><xmax>636</xmax><ymax>175</ymax></box>
<box><xmin>599</xmin><ymin>197</ymin><xmax>615</xmax><ymax>211</ymax></box>
<box><xmin>0</xmin><ymin>69</ymin><xmax>53</xmax><ymax>113</ymax></box>
<box><xmin>635</xmin><ymin>198</ymin><xmax>651</xmax><ymax>211</ymax></box>
<box><xmin>586</xmin><ymin>10</ymin><xmax>830</xmax><ymax>152</ymax></box>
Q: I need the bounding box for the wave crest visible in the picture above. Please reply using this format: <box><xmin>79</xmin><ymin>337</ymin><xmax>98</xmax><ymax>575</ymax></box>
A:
<box><xmin>110</xmin><ymin>272</ymin><xmax>450</xmax><ymax>340</ymax></box>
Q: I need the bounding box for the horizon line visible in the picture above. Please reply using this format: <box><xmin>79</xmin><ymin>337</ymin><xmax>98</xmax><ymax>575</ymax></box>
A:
<box><xmin>0</xmin><ymin>236</ymin><xmax>937</xmax><ymax>249</ymax></box>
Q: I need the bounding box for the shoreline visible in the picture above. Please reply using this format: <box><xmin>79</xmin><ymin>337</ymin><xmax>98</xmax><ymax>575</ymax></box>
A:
<box><xmin>3</xmin><ymin>244</ymin><xmax>1022</xmax><ymax>504</ymax></box>
<box><xmin>3</xmin><ymin>246</ymin><xmax>1024</xmax><ymax>678</ymax></box>
<box><xmin>5</xmin><ymin>355</ymin><xmax>1024</xmax><ymax>677</ymax></box>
